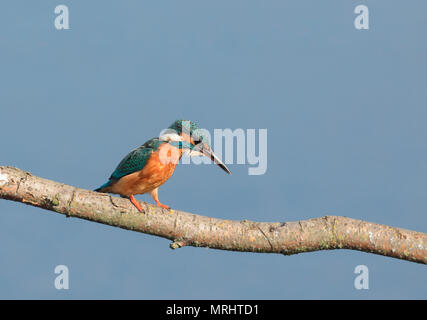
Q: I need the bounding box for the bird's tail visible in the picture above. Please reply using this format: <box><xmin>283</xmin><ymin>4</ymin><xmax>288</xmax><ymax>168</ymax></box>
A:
<box><xmin>94</xmin><ymin>180</ymin><xmax>112</xmax><ymax>193</ymax></box>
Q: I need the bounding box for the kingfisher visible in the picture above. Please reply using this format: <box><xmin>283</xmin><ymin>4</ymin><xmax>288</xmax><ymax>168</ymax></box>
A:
<box><xmin>95</xmin><ymin>120</ymin><xmax>231</xmax><ymax>211</ymax></box>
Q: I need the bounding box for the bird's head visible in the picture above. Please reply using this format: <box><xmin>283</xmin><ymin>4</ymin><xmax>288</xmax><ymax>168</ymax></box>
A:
<box><xmin>160</xmin><ymin>120</ymin><xmax>231</xmax><ymax>174</ymax></box>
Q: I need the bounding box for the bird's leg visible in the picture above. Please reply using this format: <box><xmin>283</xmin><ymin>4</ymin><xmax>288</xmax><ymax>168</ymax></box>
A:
<box><xmin>129</xmin><ymin>195</ymin><xmax>143</xmax><ymax>212</ymax></box>
<box><xmin>150</xmin><ymin>188</ymin><xmax>170</xmax><ymax>210</ymax></box>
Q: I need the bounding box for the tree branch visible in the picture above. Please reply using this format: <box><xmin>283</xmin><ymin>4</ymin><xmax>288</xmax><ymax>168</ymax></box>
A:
<box><xmin>0</xmin><ymin>166</ymin><xmax>426</xmax><ymax>264</ymax></box>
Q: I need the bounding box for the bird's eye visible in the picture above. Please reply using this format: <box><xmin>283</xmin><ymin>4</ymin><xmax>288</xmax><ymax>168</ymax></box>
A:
<box><xmin>193</xmin><ymin>139</ymin><xmax>201</xmax><ymax>145</ymax></box>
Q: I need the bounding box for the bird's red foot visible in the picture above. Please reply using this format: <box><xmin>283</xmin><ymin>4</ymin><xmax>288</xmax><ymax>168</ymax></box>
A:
<box><xmin>129</xmin><ymin>195</ymin><xmax>143</xmax><ymax>212</ymax></box>
<box><xmin>155</xmin><ymin>201</ymin><xmax>170</xmax><ymax>210</ymax></box>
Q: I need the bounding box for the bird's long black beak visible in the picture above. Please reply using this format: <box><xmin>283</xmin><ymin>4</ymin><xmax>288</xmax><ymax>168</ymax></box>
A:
<box><xmin>197</xmin><ymin>144</ymin><xmax>231</xmax><ymax>174</ymax></box>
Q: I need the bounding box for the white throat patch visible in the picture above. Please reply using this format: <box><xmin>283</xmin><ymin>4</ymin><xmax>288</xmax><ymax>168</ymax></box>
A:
<box><xmin>159</xmin><ymin>132</ymin><xmax>184</xmax><ymax>142</ymax></box>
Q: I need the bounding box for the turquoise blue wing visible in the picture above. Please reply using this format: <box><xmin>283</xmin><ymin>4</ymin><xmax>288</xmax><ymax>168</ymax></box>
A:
<box><xmin>109</xmin><ymin>138</ymin><xmax>163</xmax><ymax>181</ymax></box>
<box><xmin>109</xmin><ymin>147</ymin><xmax>151</xmax><ymax>180</ymax></box>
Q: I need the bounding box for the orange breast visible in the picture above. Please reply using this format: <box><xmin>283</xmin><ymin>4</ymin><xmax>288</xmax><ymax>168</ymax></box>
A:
<box><xmin>109</xmin><ymin>144</ymin><xmax>181</xmax><ymax>196</ymax></box>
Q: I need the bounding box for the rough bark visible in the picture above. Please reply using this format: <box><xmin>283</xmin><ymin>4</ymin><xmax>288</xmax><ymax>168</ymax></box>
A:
<box><xmin>0</xmin><ymin>166</ymin><xmax>426</xmax><ymax>264</ymax></box>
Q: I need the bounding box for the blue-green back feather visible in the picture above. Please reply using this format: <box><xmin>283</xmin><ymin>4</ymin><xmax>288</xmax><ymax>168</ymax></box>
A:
<box><xmin>110</xmin><ymin>138</ymin><xmax>163</xmax><ymax>181</ymax></box>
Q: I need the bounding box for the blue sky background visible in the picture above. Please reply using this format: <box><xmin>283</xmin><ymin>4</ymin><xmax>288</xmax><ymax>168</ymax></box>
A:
<box><xmin>0</xmin><ymin>1</ymin><xmax>426</xmax><ymax>299</ymax></box>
